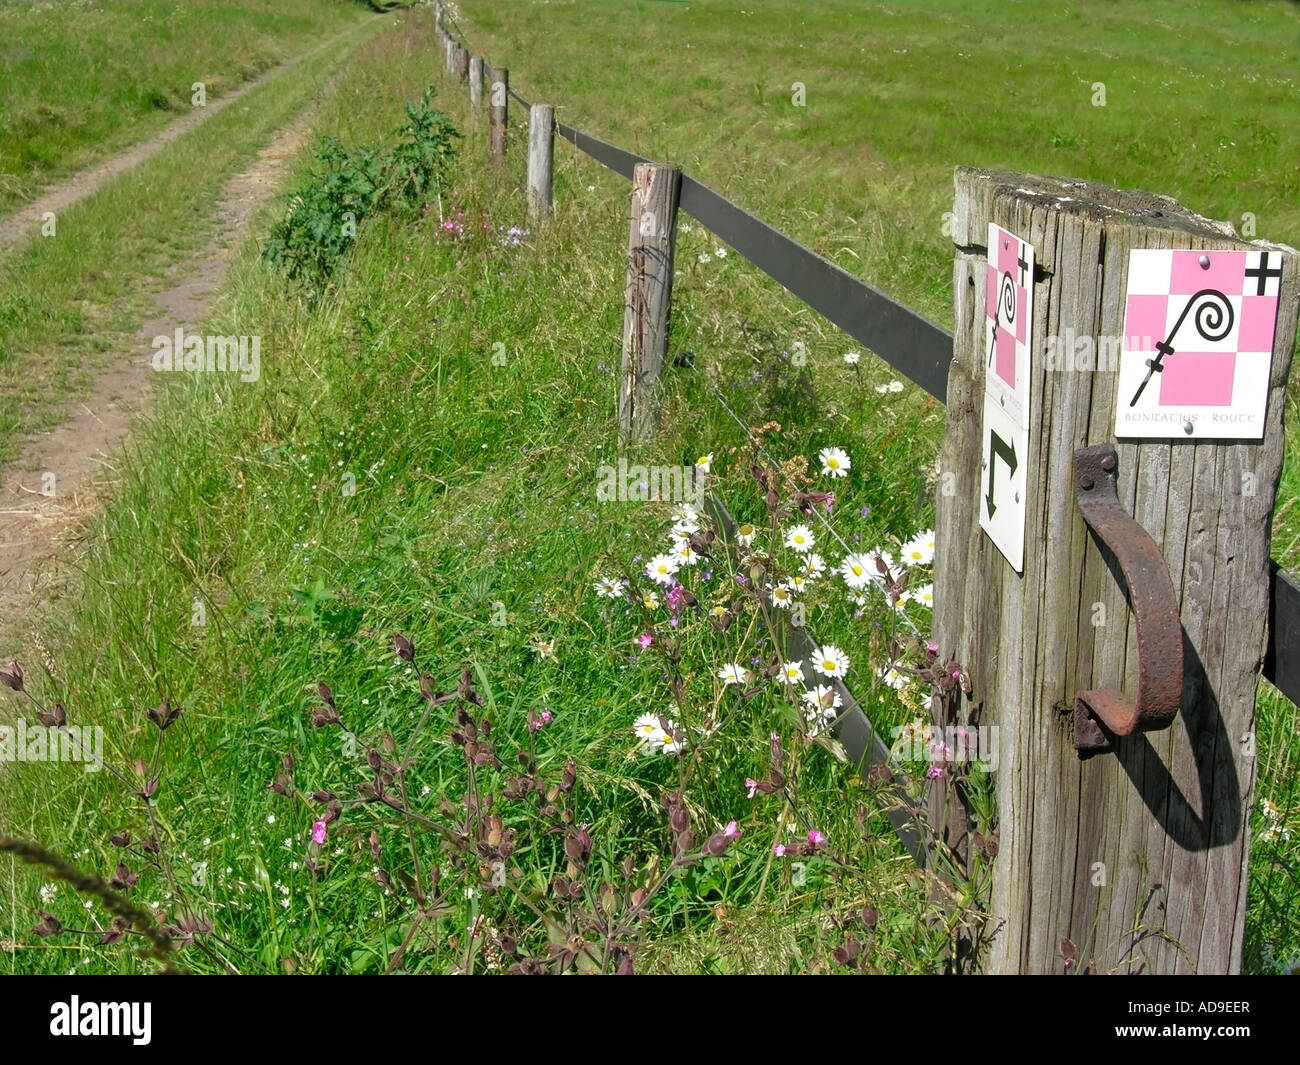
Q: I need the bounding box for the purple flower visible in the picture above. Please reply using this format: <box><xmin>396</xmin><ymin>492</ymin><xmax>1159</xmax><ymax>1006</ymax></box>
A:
<box><xmin>311</xmin><ymin>821</ymin><xmax>328</xmax><ymax>846</ymax></box>
<box><xmin>701</xmin><ymin>569</ymin><xmax>713</xmax><ymax>582</ymax></box>
<box><xmin>824</xmin><ymin>492</ymin><xmax>836</xmax><ymax>514</ymax></box>
<box><xmin>723</xmin><ymin>820</ymin><xmax>742</xmax><ymax>839</ymax></box>
<box><xmin>638</xmin><ymin>633</ymin><xmax>654</xmax><ymax>649</ymax></box>
<box><xmin>773</xmin><ymin>843</ymin><xmax>786</xmax><ymax>857</ymax></box>
<box><xmin>666</xmin><ymin>585</ymin><xmax>685</xmax><ymax>611</ymax></box>
<box><xmin>808</xmin><ymin>829</ymin><xmax>826</xmax><ymax>847</ymax></box>
<box><xmin>745</xmin><ymin>778</ymin><xmax>759</xmax><ymax>799</ymax></box>
<box><xmin>926</xmin><ymin>765</ymin><xmax>944</xmax><ymax>780</ymax></box>
<box><xmin>859</xmin><ymin>505</ymin><xmax>871</xmax><ymax>518</ymax></box>
<box><xmin>735</xmin><ymin>575</ymin><xmax>748</xmax><ymax>587</ymax></box>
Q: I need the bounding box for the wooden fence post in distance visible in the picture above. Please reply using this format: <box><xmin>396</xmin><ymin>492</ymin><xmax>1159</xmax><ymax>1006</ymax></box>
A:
<box><xmin>527</xmin><ymin>104</ymin><xmax>555</xmax><ymax>222</ymax></box>
<box><xmin>933</xmin><ymin>168</ymin><xmax>1299</xmax><ymax>974</ymax></box>
<box><xmin>469</xmin><ymin>55</ymin><xmax>484</xmax><ymax>109</ymax></box>
<box><xmin>456</xmin><ymin>45</ymin><xmax>469</xmax><ymax>83</ymax></box>
<box><xmin>489</xmin><ymin>69</ymin><xmax>509</xmax><ymax>165</ymax></box>
<box><xmin>619</xmin><ymin>163</ymin><xmax>682</xmax><ymax>445</ymax></box>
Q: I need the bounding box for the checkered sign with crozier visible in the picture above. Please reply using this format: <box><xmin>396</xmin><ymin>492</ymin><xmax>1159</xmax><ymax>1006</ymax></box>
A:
<box><xmin>984</xmin><ymin>222</ymin><xmax>1034</xmax><ymax>426</ymax></box>
<box><xmin>1115</xmin><ymin>249</ymin><xmax>1282</xmax><ymax>439</ymax></box>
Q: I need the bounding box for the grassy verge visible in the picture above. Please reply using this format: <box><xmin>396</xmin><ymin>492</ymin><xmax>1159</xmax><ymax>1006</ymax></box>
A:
<box><xmin>0</xmin><ymin>9</ymin><xmax>961</xmax><ymax>975</ymax></box>
<box><xmin>0</xmin><ymin>0</ymin><xmax>374</xmax><ymax>215</ymax></box>
<box><xmin>0</xmin><ymin>16</ymin><xmax>387</xmax><ymax>467</ymax></box>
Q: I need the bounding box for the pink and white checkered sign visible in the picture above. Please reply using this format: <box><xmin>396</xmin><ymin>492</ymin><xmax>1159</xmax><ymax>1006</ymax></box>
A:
<box><xmin>984</xmin><ymin>223</ymin><xmax>1034</xmax><ymax>425</ymax></box>
<box><xmin>1115</xmin><ymin>249</ymin><xmax>1281</xmax><ymax>439</ymax></box>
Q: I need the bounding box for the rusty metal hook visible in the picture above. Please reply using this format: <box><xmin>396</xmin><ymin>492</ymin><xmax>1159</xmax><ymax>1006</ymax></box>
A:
<box><xmin>1072</xmin><ymin>444</ymin><xmax>1184</xmax><ymax>756</ymax></box>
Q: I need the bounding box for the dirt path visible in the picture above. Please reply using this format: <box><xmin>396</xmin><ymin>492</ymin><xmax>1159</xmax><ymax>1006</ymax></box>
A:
<box><xmin>0</xmin><ymin>100</ymin><xmax>320</xmax><ymax>651</ymax></box>
<box><xmin>0</xmin><ymin>18</ymin><xmax>370</xmax><ymax>255</ymax></box>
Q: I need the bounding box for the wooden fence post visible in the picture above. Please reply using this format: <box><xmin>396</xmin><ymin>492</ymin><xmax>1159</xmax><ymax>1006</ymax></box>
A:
<box><xmin>489</xmin><ymin>68</ymin><xmax>509</xmax><ymax>165</ymax></box>
<box><xmin>469</xmin><ymin>56</ymin><xmax>484</xmax><ymax>109</ymax></box>
<box><xmin>527</xmin><ymin>104</ymin><xmax>555</xmax><ymax>222</ymax></box>
<box><xmin>619</xmin><ymin>162</ymin><xmax>681</xmax><ymax>445</ymax></box>
<box><xmin>455</xmin><ymin>44</ymin><xmax>469</xmax><ymax>83</ymax></box>
<box><xmin>445</xmin><ymin>38</ymin><xmax>456</xmax><ymax>77</ymax></box>
<box><xmin>933</xmin><ymin>168</ymin><xmax>1299</xmax><ymax>974</ymax></box>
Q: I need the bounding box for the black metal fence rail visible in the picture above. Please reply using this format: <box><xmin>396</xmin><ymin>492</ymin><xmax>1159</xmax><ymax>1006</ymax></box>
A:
<box><xmin>445</xmin><ymin>13</ymin><xmax>1300</xmax><ymax>711</ymax></box>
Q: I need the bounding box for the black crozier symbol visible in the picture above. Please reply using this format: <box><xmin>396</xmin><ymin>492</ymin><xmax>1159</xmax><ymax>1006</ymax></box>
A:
<box><xmin>987</xmin><ymin>270</ymin><xmax>1018</xmax><ymax>368</ymax></box>
<box><xmin>1128</xmin><ymin>288</ymin><xmax>1234</xmax><ymax>408</ymax></box>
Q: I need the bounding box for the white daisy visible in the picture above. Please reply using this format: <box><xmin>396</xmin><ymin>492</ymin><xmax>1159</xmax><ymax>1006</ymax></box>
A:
<box><xmin>786</xmin><ymin>574</ymin><xmax>809</xmax><ymax>594</ymax></box>
<box><xmin>672</xmin><ymin>514</ymin><xmax>700</xmax><ymax>537</ymax></box>
<box><xmin>641</xmin><ymin>590</ymin><xmax>661</xmax><ymax>610</ymax></box>
<box><xmin>900</xmin><ymin>530</ymin><xmax>936</xmax><ymax>567</ymax></box>
<box><xmin>695</xmin><ymin>453</ymin><xmax>713</xmax><ymax>473</ymax></box>
<box><xmin>819</xmin><ymin>447</ymin><xmax>851</xmax><ymax>478</ymax></box>
<box><xmin>780</xmin><ymin>661</ymin><xmax>805</xmax><ymax>685</ymax></box>
<box><xmin>674</xmin><ymin>542</ymin><xmax>700</xmax><ymax>566</ymax></box>
<box><xmin>879</xmin><ymin>664</ymin><xmax>907</xmax><ymax>691</ymax></box>
<box><xmin>593</xmin><ymin>576</ymin><xmax>623</xmax><ymax>599</ymax></box>
<box><xmin>671</xmin><ymin>504</ymin><xmax>702</xmax><ymax>526</ymax></box>
<box><xmin>633</xmin><ymin>713</ymin><xmax>666</xmax><ymax>754</ymax></box>
<box><xmin>698</xmin><ymin>252</ymin><xmax>712</xmax><ymax>264</ymax></box>
<box><xmin>736</xmin><ymin>523</ymin><xmax>758</xmax><ymax>548</ymax></box>
<box><xmin>875</xmin><ymin>380</ymin><xmax>904</xmax><ymax>394</ymax></box>
<box><xmin>910</xmin><ymin>583</ymin><xmax>934</xmax><ymax>609</ymax></box>
<box><xmin>710</xmin><ymin>604</ymin><xmax>729</xmax><ymax>618</ymax></box>
<box><xmin>784</xmin><ymin>524</ymin><xmax>815</xmax><ymax>553</ymax></box>
<box><xmin>839</xmin><ymin>553</ymin><xmax>876</xmax><ymax>590</ymax></box>
<box><xmin>714</xmin><ymin>248</ymin><xmax>727</xmax><ymax>258</ymax></box>
<box><xmin>802</xmin><ymin>685</ymin><xmax>843</xmax><ymax>734</ymax></box>
<box><xmin>717</xmin><ymin>663</ymin><xmax>747</xmax><ymax>686</ymax></box>
<box><xmin>770</xmin><ymin>584</ymin><xmax>797</xmax><ymax>609</ymax></box>
<box><xmin>660</xmin><ymin>725</ymin><xmax>687</xmax><ymax>755</ymax></box>
<box><xmin>802</xmin><ymin>553</ymin><xmax>826</xmax><ymax>578</ymax></box>
<box><xmin>811</xmin><ymin>644</ymin><xmax>850</xmax><ymax>679</ymax></box>
<box><xmin>843</xmin><ymin>351</ymin><xmax>861</xmax><ymax>365</ymax></box>
<box><xmin>39</xmin><ymin>883</ymin><xmax>57</xmax><ymax>905</ymax></box>
<box><xmin>645</xmin><ymin>553</ymin><xmax>680</xmax><ymax>585</ymax></box>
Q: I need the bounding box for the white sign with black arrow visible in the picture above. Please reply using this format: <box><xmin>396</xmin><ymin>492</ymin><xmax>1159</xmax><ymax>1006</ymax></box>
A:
<box><xmin>979</xmin><ymin>347</ymin><xmax>1030</xmax><ymax>573</ymax></box>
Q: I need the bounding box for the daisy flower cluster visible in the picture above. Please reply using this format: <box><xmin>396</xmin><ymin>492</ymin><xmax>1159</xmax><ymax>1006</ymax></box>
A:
<box><xmin>633</xmin><ymin>712</ymin><xmax>686</xmax><ymax>757</ymax></box>
<box><xmin>1259</xmin><ymin>797</ymin><xmax>1292</xmax><ymax>844</ymax></box>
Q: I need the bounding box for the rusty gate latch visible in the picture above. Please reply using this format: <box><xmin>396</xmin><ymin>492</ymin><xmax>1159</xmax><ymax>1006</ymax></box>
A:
<box><xmin>1072</xmin><ymin>444</ymin><xmax>1184</xmax><ymax>756</ymax></box>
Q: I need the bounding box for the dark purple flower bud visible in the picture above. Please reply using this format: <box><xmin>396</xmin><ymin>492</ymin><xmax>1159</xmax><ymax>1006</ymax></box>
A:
<box><xmin>0</xmin><ymin>661</ymin><xmax>24</xmax><ymax>692</ymax></box>
<box><xmin>394</xmin><ymin>634</ymin><xmax>415</xmax><ymax>662</ymax></box>
<box><xmin>317</xmin><ymin>681</ymin><xmax>335</xmax><ymax>708</ymax></box>
<box><xmin>146</xmin><ymin>698</ymin><xmax>183</xmax><ymax>732</ymax></box>
<box><xmin>32</xmin><ymin>912</ymin><xmax>62</xmax><ymax>937</ymax></box>
<box><xmin>109</xmin><ymin>862</ymin><xmax>138</xmax><ymax>890</ymax></box>
<box><xmin>37</xmin><ymin>702</ymin><xmax>67</xmax><ymax>728</ymax></box>
<box><xmin>110</xmin><ymin>831</ymin><xmax>130</xmax><ymax>848</ymax></box>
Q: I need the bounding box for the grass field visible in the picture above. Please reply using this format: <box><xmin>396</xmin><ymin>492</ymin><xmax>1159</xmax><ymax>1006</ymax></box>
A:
<box><xmin>0</xmin><ymin>0</ymin><xmax>372</xmax><ymax>214</ymax></box>
<box><xmin>0</xmin><ymin>0</ymin><xmax>1296</xmax><ymax>974</ymax></box>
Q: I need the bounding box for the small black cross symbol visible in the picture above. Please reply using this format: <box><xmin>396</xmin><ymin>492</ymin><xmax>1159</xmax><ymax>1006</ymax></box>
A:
<box><xmin>1017</xmin><ymin>245</ymin><xmax>1029</xmax><ymax>288</ymax></box>
<box><xmin>1245</xmin><ymin>252</ymin><xmax>1283</xmax><ymax>295</ymax></box>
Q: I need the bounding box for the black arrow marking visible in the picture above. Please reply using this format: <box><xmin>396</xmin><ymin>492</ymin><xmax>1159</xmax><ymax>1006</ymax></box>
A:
<box><xmin>985</xmin><ymin>429</ymin><xmax>1018</xmax><ymax>519</ymax></box>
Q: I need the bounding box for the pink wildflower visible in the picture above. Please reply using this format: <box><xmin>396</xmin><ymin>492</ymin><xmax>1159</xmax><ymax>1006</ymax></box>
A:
<box><xmin>808</xmin><ymin>829</ymin><xmax>827</xmax><ymax>847</ymax></box>
<box><xmin>773</xmin><ymin>843</ymin><xmax>786</xmax><ymax>857</ymax></box>
<box><xmin>311</xmin><ymin>821</ymin><xmax>327</xmax><ymax>846</ymax></box>
<box><xmin>638</xmin><ymin>633</ymin><xmax>654</xmax><ymax>649</ymax></box>
<box><xmin>745</xmin><ymin>778</ymin><xmax>759</xmax><ymax>799</ymax></box>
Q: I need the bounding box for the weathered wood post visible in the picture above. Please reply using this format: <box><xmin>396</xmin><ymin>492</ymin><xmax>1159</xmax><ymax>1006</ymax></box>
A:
<box><xmin>527</xmin><ymin>104</ymin><xmax>555</xmax><ymax>222</ymax></box>
<box><xmin>455</xmin><ymin>44</ymin><xmax>469</xmax><ymax>83</ymax></box>
<box><xmin>619</xmin><ymin>163</ymin><xmax>681</xmax><ymax>445</ymax></box>
<box><xmin>444</xmin><ymin>38</ymin><xmax>456</xmax><ymax>77</ymax></box>
<box><xmin>469</xmin><ymin>56</ymin><xmax>484</xmax><ymax>109</ymax></box>
<box><xmin>488</xmin><ymin>68</ymin><xmax>509</xmax><ymax>165</ymax></box>
<box><xmin>933</xmin><ymin>168</ymin><xmax>1299</xmax><ymax>974</ymax></box>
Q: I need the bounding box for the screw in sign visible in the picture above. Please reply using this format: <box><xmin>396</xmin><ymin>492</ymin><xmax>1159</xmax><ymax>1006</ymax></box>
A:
<box><xmin>980</xmin><ymin>223</ymin><xmax>1035</xmax><ymax>572</ymax></box>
